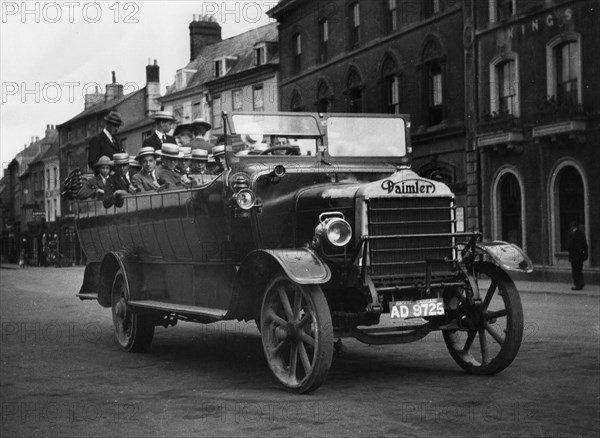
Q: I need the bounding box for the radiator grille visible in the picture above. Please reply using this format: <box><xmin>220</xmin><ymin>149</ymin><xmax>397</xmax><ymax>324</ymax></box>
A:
<box><xmin>367</xmin><ymin>197</ymin><xmax>455</xmax><ymax>281</ymax></box>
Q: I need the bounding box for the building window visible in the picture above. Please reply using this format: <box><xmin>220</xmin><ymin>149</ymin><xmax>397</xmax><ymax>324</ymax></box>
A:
<box><xmin>192</xmin><ymin>102</ymin><xmax>201</xmax><ymax>119</ymax></box>
<box><xmin>499</xmin><ymin>173</ymin><xmax>522</xmax><ymax>246</ymax></box>
<box><xmin>490</xmin><ymin>55</ymin><xmax>520</xmax><ymax>117</ymax></box>
<box><xmin>556</xmin><ymin>42</ymin><xmax>579</xmax><ymax>105</ymax></box>
<box><xmin>292</xmin><ymin>33</ymin><xmax>302</xmax><ymax>74</ymax></box>
<box><xmin>233</xmin><ymin>90</ymin><xmax>243</xmax><ymax>112</ymax></box>
<box><xmin>254</xmin><ymin>45</ymin><xmax>264</xmax><ymax>66</ymax></box>
<box><xmin>290</xmin><ymin>90</ymin><xmax>303</xmax><ymax>112</ymax></box>
<box><xmin>497</xmin><ymin>0</ymin><xmax>514</xmax><ymax>21</ymax></box>
<box><xmin>346</xmin><ymin>69</ymin><xmax>363</xmax><ymax>113</ymax></box>
<box><xmin>349</xmin><ymin>3</ymin><xmax>360</xmax><ymax>49</ymax></box>
<box><xmin>386</xmin><ymin>0</ymin><xmax>398</xmax><ymax>33</ymax></box>
<box><xmin>546</xmin><ymin>34</ymin><xmax>582</xmax><ymax>107</ymax></box>
<box><xmin>212</xmin><ymin>96</ymin><xmax>222</xmax><ymax>128</ymax></box>
<box><xmin>53</xmin><ymin>167</ymin><xmax>57</xmax><ymax>189</ymax></box>
<box><xmin>382</xmin><ymin>56</ymin><xmax>401</xmax><ymax>114</ymax></box>
<box><xmin>53</xmin><ymin>199</ymin><xmax>57</xmax><ymax>220</ymax></box>
<box><xmin>317</xmin><ymin>80</ymin><xmax>332</xmax><ymax>113</ymax></box>
<box><xmin>214</xmin><ymin>60</ymin><xmax>223</xmax><ymax>78</ymax></box>
<box><xmin>318</xmin><ymin>19</ymin><xmax>328</xmax><ymax>63</ymax></box>
<box><xmin>47</xmin><ymin>200</ymin><xmax>51</xmax><ymax>221</ymax></box>
<box><xmin>421</xmin><ymin>39</ymin><xmax>445</xmax><ymax>126</ymax></box>
<box><xmin>46</xmin><ymin>169</ymin><xmax>50</xmax><ymax>189</ymax></box>
<box><xmin>558</xmin><ymin>166</ymin><xmax>585</xmax><ymax>252</ymax></box>
<box><xmin>423</xmin><ymin>0</ymin><xmax>441</xmax><ymax>18</ymax></box>
<box><xmin>253</xmin><ymin>86</ymin><xmax>264</xmax><ymax>112</ymax></box>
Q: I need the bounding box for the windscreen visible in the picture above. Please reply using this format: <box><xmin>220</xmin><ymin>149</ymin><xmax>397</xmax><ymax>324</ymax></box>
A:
<box><xmin>230</xmin><ymin>114</ymin><xmax>321</xmax><ymax>136</ymax></box>
<box><xmin>326</xmin><ymin>116</ymin><xmax>407</xmax><ymax>157</ymax></box>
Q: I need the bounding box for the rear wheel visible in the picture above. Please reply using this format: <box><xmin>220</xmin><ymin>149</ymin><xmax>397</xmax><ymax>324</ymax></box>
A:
<box><xmin>443</xmin><ymin>262</ymin><xmax>523</xmax><ymax>375</ymax></box>
<box><xmin>260</xmin><ymin>274</ymin><xmax>333</xmax><ymax>393</ymax></box>
<box><xmin>111</xmin><ymin>269</ymin><xmax>154</xmax><ymax>352</ymax></box>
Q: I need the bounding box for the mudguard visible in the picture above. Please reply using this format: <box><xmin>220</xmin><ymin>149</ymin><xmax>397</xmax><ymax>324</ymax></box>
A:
<box><xmin>257</xmin><ymin>248</ymin><xmax>332</xmax><ymax>284</ymax></box>
<box><xmin>475</xmin><ymin>241</ymin><xmax>533</xmax><ymax>273</ymax></box>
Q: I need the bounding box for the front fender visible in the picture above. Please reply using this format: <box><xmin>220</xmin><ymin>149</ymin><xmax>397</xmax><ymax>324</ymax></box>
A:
<box><xmin>475</xmin><ymin>241</ymin><xmax>533</xmax><ymax>273</ymax></box>
<box><xmin>227</xmin><ymin>248</ymin><xmax>331</xmax><ymax>321</ymax></box>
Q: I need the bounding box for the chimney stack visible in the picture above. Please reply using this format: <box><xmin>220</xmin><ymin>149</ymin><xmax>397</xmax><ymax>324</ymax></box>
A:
<box><xmin>189</xmin><ymin>15</ymin><xmax>221</xmax><ymax>61</ymax></box>
<box><xmin>85</xmin><ymin>85</ymin><xmax>105</xmax><ymax>109</ymax></box>
<box><xmin>145</xmin><ymin>59</ymin><xmax>161</xmax><ymax>115</ymax></box>
<box><xmin>105</xmin><ymin>71</ymin><xmax>124</xmax><ymax>101</ymax></box>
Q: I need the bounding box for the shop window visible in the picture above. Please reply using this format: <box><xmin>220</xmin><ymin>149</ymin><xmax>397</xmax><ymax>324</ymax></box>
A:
<box><xmin>382</xmin><ymin>56</ymin><xmax>401</xmax><ymax>114</ymax></box>
<box><xmin>346</xmin><ymin>69</ymin><xmax>363</xmax><ymax>113</ymax></box>
<box><xmin>499</xmin><ymin>173</ymin><xmax>522</xmax><ymax>246</ymax></box>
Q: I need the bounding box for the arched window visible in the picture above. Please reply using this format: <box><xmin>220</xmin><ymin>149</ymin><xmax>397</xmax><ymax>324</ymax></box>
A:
<box><xmin>499</xmin><ymin>173</ymin><xmax>522</xmax><ymax>246</ymax></box>
<box><xmin>316</xmin><ymin>80</ymin><xmax>332</xmax><ymax>113</ymax></box>
<box><xmin>382</xmin><ymin>56</ymin><xmax>400</xmax><ymax>114</ymax></box>
<box><xmin>546</xmin><ymin>33</ymin><xmax>582</xmax><ymax>106</ymax></box>
<box><xmin>346</xmin><ymin>68</ymin><xmax>363</xmax><ymax>113</ymax></box>
<box><xmin>290</xmin><ymin>90</ymin><xmax>303</xmax><ymax>112</ymax></box>
<box><xmin>557</xmin><ymin>166</ymin><xmax>585</xmax><ymax>251</ymax></box>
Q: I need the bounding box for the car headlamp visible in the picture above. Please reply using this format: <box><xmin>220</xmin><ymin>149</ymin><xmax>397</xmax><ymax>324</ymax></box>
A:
<box><xmin>235</xmin><ymin>189</ymin><xmax>256</xmax><ymax>210</ymax></box>
<box><xmin>314</xmin><ymin>212</ymin><xmax>352</xmax><ymax>247</ymax></box>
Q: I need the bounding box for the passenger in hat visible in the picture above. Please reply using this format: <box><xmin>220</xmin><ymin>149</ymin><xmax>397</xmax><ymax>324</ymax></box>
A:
<box><xmin>132</xmin><ymin>147</ymin><xmax>164</xmax><ymax>192</ymax></box>
<box><xmin>189</xmin><ymin>118</ymin><xmax>213</xmax><ymax>152</ymax></box>
<box><xmin>211</xmin><ymin>145</ymin><xmax>226</xmax><ymax>174</ymax></box>
<box><xmin>103</xmin><ymin>153</ymin><xmax>139</xmax><ymax>208</ymax></box>
<box><xmin>129</xmin><ymin>156</ymin><xmax>141</xmax><ymax>174</ymax></box>
<box><xmin>188</xmin><ymin>149</ymin><xmax>214</xmax><ymax>186</ymax></box>
<box><xmin>174</xmin><ymin>123</ymin><xmax>194</xmax><ymax>147</ymax></box>
<box><xmin>177</xmin><ymin>147</ymin><xmax>193</xmax><ymax>186</ymax></box>
<box><xmin>142</xmin><ymin>110</ymin><xmax>177</xmax><ymax>150</ymax></box>
<box><xmin>156</xmin><ymin>143</ymin><xmax>183</xmax><ymax>188</ymax></box>
<box><xmin>78</xmin><ymin>155</ymin><xmax>113</xmax><ymax>199</ymax></box>
<box><xmin>87</xmin><ymin>110</ymin><xmax>125</xmax><ymax>171</ymax></box>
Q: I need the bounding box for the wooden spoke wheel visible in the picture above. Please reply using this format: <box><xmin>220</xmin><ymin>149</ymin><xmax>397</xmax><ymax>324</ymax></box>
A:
<box><xmin>443</xmin><ymin>262</ymin><xmax>523</xmax><ymax>375</ymax></box>
<box><xmin>111</xmin><ymin>269</ymin><xmax>154</xmax><ymax>352</ymax></box>
<box><xmin>260</xmin><ymin>274</ymin><xmax>333</xmax><ymax>394</ymax></box>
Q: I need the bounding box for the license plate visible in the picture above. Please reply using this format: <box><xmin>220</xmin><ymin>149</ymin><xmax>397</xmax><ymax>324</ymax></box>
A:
<box><xmin>390</xmin><ymin>298</ymin><xmax>445</xmax><ymax>319</ymax></box>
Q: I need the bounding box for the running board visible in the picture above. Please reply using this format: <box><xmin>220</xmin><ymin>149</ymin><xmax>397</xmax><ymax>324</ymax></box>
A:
<box><xmin>127</xmin><ymin>300</ymin><xmax>227</xmax><ymax>319</ymax></box>
<box><xmin>77</xmin><ymin>293</ymin><xmax>98</xmax><ymax>301</ymax></box>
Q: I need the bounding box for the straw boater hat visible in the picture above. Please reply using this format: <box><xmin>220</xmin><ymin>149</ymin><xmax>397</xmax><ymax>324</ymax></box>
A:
<box><xmin>135</xmin><ymin>146</ymin><xmax>159</xmax><ymax>161</ymax></box>
<box><xmin>178</xmin><ymin>146</ymin><xmax>192</xmax><ymax>159</ymax></box>
<box><xmin>94</xmin><ymin>155</ymin><xmax>113</xmax><ymax>168</ymax></box>
<box><xmin>241</xmin><ymin>133</ymin><xmax>263</xmax><ymax>147</ymax></box>
<box><xmin>152</xmin><ymin>110</ymin><xmax>175</xmax><ymax>122</ymax></box>
<box><xmin>212</xmin><ymin>145</ymin><xmax>226</xmax><ymax>158</ymax></box>
<box><xmin>128</xmin><ymin>156</ymin><xmax>141</xmax><ymax>169</ymax></box>
<box><xmin>104</xmin><ymin>111</ymin><xmax>122</xmax><ymax>126</ymax></box>
<box><xmin>191</xmin><ymin>117</ymin><xmax>212</xmax><ymax>131</ymax></box>
<box><xmin>191</xmin><ymin>149</ymin><xmax>209</xmax><ymax>161</ymax></box>
<box><xmin>157</xmin><ymin>143</ymin><xmax>180</xmax><ymax>159</ymax></box>
<box><xmin>112</xmin><ymin>152</ymin><xmax>130</xmax><ymax>165</ymax></box>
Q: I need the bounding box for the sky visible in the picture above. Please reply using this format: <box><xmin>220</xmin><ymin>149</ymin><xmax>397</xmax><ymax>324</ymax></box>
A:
<box><xmin>0</xmin><ymin>0</ymin><xmax>276</xmax><ymax>175</ymax></box>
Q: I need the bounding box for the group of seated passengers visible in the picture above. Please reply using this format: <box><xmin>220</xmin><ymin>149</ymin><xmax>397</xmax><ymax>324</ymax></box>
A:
<box><xmin>78</xmin><ymin>143</ymin><xmax>225</xmax><ymax>208</ymax></box>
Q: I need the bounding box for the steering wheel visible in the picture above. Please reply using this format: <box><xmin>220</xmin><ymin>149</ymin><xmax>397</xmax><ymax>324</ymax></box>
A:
<box><xmin>259</xmin><ymin>146</ymin><xmax>301</xmax><ymax>156</ymax></box>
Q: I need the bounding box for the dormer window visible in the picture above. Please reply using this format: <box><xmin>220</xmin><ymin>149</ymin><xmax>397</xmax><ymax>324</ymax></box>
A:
<box><xmin>175</xmin><ymin>68</ymin><xmax>197</xmax><ymax>89</ymax></box>
<box><xmin>254</xmin><ymin>43</ymin><xmax>266</xmax><ymax>66</ymax></box>
<box><xmin>213</xmin><ymin>56</ymin><xmax>238</xmax><ymax>78</ymax></box>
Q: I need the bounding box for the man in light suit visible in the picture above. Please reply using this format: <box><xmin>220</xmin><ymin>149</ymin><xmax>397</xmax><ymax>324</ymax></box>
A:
<box><xmin>142</xmin><ymin>111</ymin><xmax>177</xmax><ymax>150</ymax></box>
<box><xmin>132</xmin><ymin>147</ymin><xmax>163</xmax><ymax>192</ymax></box>
<box><xmin>87</xmin><ymin>111</ymin><xmax>125</xmax><ymax>171</ymax></box>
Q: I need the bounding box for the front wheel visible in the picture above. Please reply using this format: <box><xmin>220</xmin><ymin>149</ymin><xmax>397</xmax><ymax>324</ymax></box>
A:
<box><xmin>111</xmin><ymin>269</ymin><xmax>155</xmax><ymax>352</ymax></box>
<box><xmin>443</xmin><ymin>262</ymin><xmax>523</xmax><ymax>375</ymax></box>
<box><xmin>260</xmin><ymin>274</ymin><xmax>333</xmax><ymax>394</ymax></box>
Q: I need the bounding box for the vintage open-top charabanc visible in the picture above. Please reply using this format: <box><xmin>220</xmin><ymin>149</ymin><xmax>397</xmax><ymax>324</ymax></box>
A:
<box><xmin>72</xmin><ymin>112</ymin><xmax>532</xmax><ymax>393</ymax></box>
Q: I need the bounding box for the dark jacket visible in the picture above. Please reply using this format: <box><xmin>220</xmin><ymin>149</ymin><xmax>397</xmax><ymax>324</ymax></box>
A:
<box><xmin>132</xmin><ymin>170</ymin><xmax>163</xmax><ymax>192</ymax></box>
<box><xmin>103</xmin><ymin>172</ymin><xmax>134</xmax><ymax>208</ymax></box>
<box><xmin>567</xmin><ymin>227</ymin><xmax>588</xmax><ymax>263</ymax></box>
<box><xmin>142</xmin><ymin>132</ymin><xmax>177</xmax><ymax>150</ymax></box>
<box><xmin>88</xmin><ymin>131</ymin><xmax>124</xmax><ymax>170</ymax></box>
<box><xmin>77</xmin><ymin>174</ymin><xmax>108</xmax><ymax>200</ymax></box>
<box><xmin>157</xmin><ymin>167</ymin><xmax>181</xmax><ymax>189</ymax></box>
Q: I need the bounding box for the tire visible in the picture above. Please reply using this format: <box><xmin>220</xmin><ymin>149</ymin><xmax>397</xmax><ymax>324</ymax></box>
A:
<box><xmin>260</xmin><ymin>273</ymin><xmax>333</xmax><ymax>394</ymax></box>
<box><xmin>443</xmin><ymin>262</ymin><xmax>523</xmax><ymax>375</ymax></box>
<box><xmin>111</xmin><ymin>269</ymin><xmax>155</xmax><ymax>352</ymax></box>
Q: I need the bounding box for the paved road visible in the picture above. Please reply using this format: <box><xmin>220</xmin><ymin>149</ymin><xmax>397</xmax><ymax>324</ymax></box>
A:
<box><xmin>1</xmin><ymin>266</ymin><xmax>598</xmax><ymax>437</ymax></box>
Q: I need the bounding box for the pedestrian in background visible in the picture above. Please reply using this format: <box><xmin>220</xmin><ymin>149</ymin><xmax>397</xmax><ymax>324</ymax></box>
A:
<box><xmin>567</xmin><ymin>221</ymin><xmax>588</xmax><ymax>290</ymax></box>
